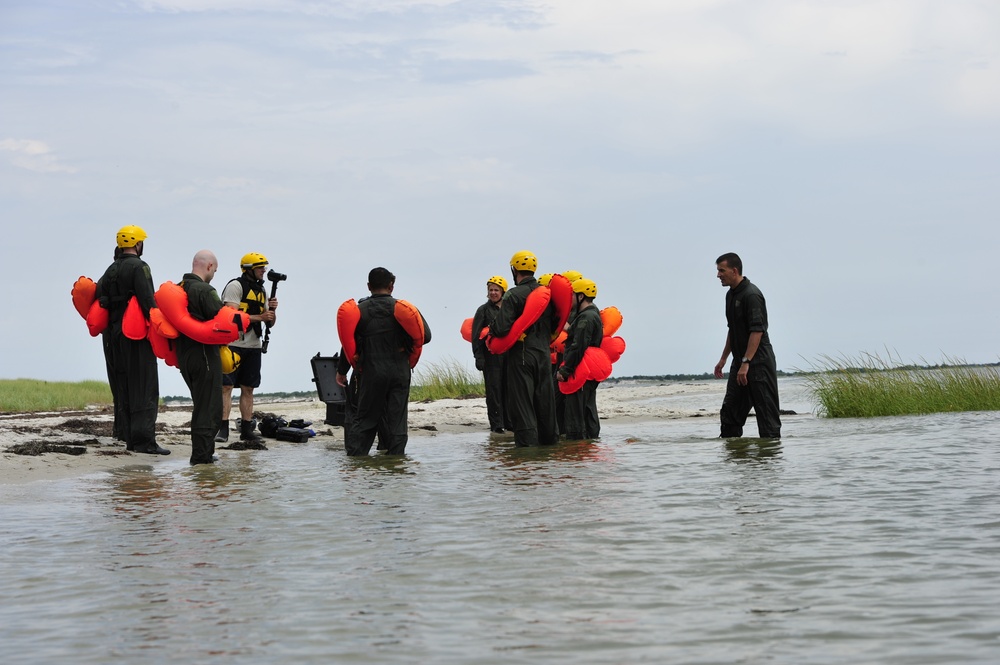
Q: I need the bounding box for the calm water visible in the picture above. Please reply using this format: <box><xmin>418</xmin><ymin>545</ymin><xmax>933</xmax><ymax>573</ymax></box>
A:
<box><xmin>2</xmin><ymin>380</ymin><xmax>999</xmax><ymax>664</ymax></box>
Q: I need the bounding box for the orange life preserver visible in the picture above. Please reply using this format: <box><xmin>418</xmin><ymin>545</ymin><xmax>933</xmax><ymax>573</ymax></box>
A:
<box><xmin>558</xmin><ymin>346</ymin><xmax>613</xmax><ymax>395</ymax></box>
<box><xmin>395</xmin><ymin>299</ymin><xmax>426</xmax><ymax>369</ymax></box>
<box><xmin>122</xmin><ymin>296</ymin><xmax>149</xmax><ymax>341</ymax></box>
<box><xmin>86</xmin><ymin>300</ymin><xmax>109</xmax><ymax>337</ymax></box>
<box><xmin>486</xmin><ymin>286</ymin><xmax>551</xmax><ymax>355</ymax></box>
<box><xmin>72</xmin><ymin>276</ymin><xmax>109</xmax><ymax>336</ymax></box>
<box><xmin>601</xmin><ymin>335</ymin><xmax>626</xmax><ymax>363</ymax></box>
<box><xmin>337</xmin><ymin>299</ymin><xmax>361</xmax><ymax>368</ymax></box>
<box><xmin>601</xmin><ymin>306</ymin><xmax>623</xmax><ymax>337</ymax></box>
<box><xmin>337</xmin><ymin>298</ymin><xmax>427</xmax><ymax>369</ymax></box>
<box><xmin>154</xmin><ymin>281</ymin><xmax>250</xmax><ymax>346</ymax></box>
<box><xmin>549</xmin><ymin>273</ymin><xmax>574</xmax><ymax>338</ymax></box>
<box><xmin>461</xmin><ymin>317</ymin><xmax>473</xmax><ymax>343</ymax></box>
<box><xmin>71</xmin><ymin>276</ymin><xmax>96</xmax><ymax>319</ymax></box>
<box><xmin>550</xmin><ymin>329</ymin><xmax>567</xmax><ymax>354</ymax></box>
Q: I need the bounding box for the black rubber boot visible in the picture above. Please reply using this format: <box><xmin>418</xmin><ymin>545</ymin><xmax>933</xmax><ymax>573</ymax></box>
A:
<box><xmin>239</xmin><ymin>418</ymin><xmax>264</xmax><ymax>444</ymax></box>
<box><xmin>214</xmin><ymin>420</ymin><xmax>229</xmax><ymax>443</ymax></box>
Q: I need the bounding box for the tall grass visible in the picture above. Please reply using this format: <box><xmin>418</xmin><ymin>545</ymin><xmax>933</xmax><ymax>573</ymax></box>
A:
<box><xmin>804</xmin><ymin>353</ymin><xmax>1000</xmax><ymax>418</ymax></box>
<box><xmin>410</xmin><ymin>358</ymin><xmax>484</xmax><ymax>402</ymax></box>
<box><xmin>0</xmin><ymin>379</ymin><xmax>114</xmax><ymax>413</ymax></box>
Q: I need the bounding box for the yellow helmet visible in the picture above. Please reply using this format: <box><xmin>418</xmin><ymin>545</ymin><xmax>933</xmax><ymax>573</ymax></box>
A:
<box><xmin>537</xmin><ymin>273</ymin><xmax>554</xmax><ymax>286</ymax></box>
<box><xmin>562</xmin><ymin>270</ymin><xmax>583</xmax><ymax>283</ymax></box>
<box><xmin>510</xmin><ymin>250</ymin><xmax>537</xmax><ymax>273</ymax></box>
<box><xmin>116</xmin><ymin>225</ymin><xmax>147</xmax><ymax>248</ymax></box>
<box><xmin>487</xmin><ymin>275</ymin><xmax>508</xmax><ymax>292</ymax></box>
<box><xmin>220</xmin><ymin>347</ymin><xmax>241</xmax><ymax>374</ymax></box>
<box><xmin>572</xmin><ymin>278</ymin><xmax>597</xmax><ymax>298</ymax></box>
<box><xmin>240</xmin><ymin>252</ymin><xmax>269</xmax><ymax>270</ymax></box>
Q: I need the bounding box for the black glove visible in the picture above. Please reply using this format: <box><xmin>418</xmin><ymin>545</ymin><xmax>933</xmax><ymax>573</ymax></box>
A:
<box><xmin>475</xmin><ymin>357</ymin><xmax>485</xmax><ymax>371</ymax></box>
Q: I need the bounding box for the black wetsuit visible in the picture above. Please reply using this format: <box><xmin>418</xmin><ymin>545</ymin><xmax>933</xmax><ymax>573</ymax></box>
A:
<box><xmin>559</xmin><ymin>304</ymin><xmax>603</xmax><ymax>439</ymax></box>
<box><xmin>95</xmin><ymin>253</ymin><xmax>160</xmax><ymax>452</ymax></box>
<box><xmin>345</xmin><ymin>294</ymin><xmax>430</xmax><ymax>456</ymax></box>
<box><xmin>490</xmin><ymin>277</ymin><xmax>559</xmax><ymax>447</ymax></box>
<box><xmin>472</xmin><ymin>299</ymin><xmax>509</xmax><ymax>431</ymax></box>
<box><xmin>721</xmin><ymin>277</ymin><xmax>781</xmax><ymax>438</ymax></box>
<box><xmin>176</xmin><ymin>273</ymin><xmax>225</xmax><ymax>464</ymax></box>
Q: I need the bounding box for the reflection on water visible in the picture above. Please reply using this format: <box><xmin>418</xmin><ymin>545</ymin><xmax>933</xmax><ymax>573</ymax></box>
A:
<box><xmin>724</xmin><ymin>437</ymin><xmax>783</xmax><ymax>462</ymax></box>
<box><xmin>2</xmin><ymin>406</ymin><xmax>1000</xmax><ymax>665</ymax></box>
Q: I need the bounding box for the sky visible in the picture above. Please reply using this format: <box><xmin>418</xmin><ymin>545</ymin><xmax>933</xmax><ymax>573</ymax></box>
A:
<box><xmin>2</xmin><ymin>0</ymin><xmax>998</xmax><ymax>397</ymax></box>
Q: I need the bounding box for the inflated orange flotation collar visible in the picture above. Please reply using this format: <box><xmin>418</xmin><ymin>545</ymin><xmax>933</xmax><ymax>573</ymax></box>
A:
<box><xmin>559</xmin><ymin>346</ymin><xmax>613</xmax><ymax>394</ymax></box>
<box><xmin>337</xmin><ymin>298</ymin><xmax>427</xmax><ymax>369</ymax></box>
<box><xmin>154</xmin><ymin>281</ymin><xmax>250</xmax><ymax>346</ymax></box>
<box><xmin>71</xmin><ymin>276</ymin><xmax>96</xmax><ymax>319</ymax></box>
<box><xmin>122</xmin><ymin>296</ymin><xmax>148</xmax><ymax>340</ymax></box>
<box><xmin>601</xmin><ymin>306</ymin><xmax>623</xmax><ymax>337</ymax></box>
<box><xmin>558</xmin><ymin>306</ymin><xmax>627</xmax><ymax>394</ymax></box>
<box><xmin>548</xmin><ymin>273</ymin><xmax>574</xmax><ymax>338</ymax></box>
<box><xmin>486</xmin><ymin>286</ymin><xmax>551</xmax><ymax>355</ymax></box>
<box><xmin>337</xmin><ymin>299</ymin><xmax>361</xmax><ymax>368</ymax></box>
<box><xmin>395</xmin><ymin>299</ymin><xmax>426</xmax><ymax>368</ymax></box>
<box><xmin>72</xmin><ymin>276</ymin><xmax>110</xmax><ymax>337</ymax></box>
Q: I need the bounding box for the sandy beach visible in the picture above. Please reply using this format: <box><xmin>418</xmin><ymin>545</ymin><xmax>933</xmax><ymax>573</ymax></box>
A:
<box><xmin>0</xmin><ymin>381</ymin><xmax>727</xmax><ymax>485</ymax></box>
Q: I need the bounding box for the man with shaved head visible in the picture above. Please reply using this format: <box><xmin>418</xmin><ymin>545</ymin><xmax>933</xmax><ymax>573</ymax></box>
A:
<box><xmin>176</xmin><ymin>250</ymin><xmax>226</xmax><ymax>464</ymax></box>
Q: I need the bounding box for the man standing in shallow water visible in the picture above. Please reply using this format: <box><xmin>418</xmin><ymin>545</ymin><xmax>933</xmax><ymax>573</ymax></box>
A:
<box><xmin>713</xmin><ymin>252</ymin><xmax>781</xmax><ymax>439</ymax></box>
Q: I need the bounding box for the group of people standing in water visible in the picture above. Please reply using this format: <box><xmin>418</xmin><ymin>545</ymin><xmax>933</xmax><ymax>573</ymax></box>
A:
<box><xmin>84</xmin><ymin>230</ymin><xmax>778</xmax><ymax>464</ymax></box>
<box><xmin>470</xmin><ymin>250</ymin><xmax>605</xmax><ymax>447</ymax></box>
<box><xmin>83</xmin><ymin>226</ymin><xmax>279</xmax><ymax>465</ymax></box>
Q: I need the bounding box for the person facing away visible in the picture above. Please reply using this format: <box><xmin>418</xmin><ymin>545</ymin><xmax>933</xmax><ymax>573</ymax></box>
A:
<box><xmin>218</xmin><ymin>252</ymin><xmax>278</xmax><ymax>444</ymax></box>
<box><xmin>489</xmin><ymin>250</ymin><xmax>560</xmax><ymax>447</ymax></box>
<box><xmin>556</xmin><ymin>278</ymin><xmax>603</xmax><ymax>440</ymax></box>
<box><xmin>713</xmin><ymin>252</ymin><xmax>781</xmax><ymax>439</ymax></box>
<box><xmin>176</xmin><ymin>250</ymin><xmax>225</xmax><ymax>465</ymax></box>
<box><xmin>94</xmin><ymin>225</ymin><xmax>169</xmax><ymax>455</ymax></box>
<box><xmin>472</xmin><ymin>275</ymin><xmax>511</xmax><ymax>433</ymax></box>
<box><xmin>336</xmin><ymin>267</ymin><xmax>431</xmax><ymax>456</ymax></box>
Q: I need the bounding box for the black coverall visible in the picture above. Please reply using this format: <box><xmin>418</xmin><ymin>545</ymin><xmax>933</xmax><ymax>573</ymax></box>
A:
<box><xmin>95</xmin><ymin>254</ymin><xmax>160</xmax><ymax>452</ymax></box>
<box><xmin>721</xmin><ymin>277</ymin><xmax>782</xmax><ymax>438</ymax></box>
<box><xmin>472</xmin><ymin>299</ymin><xmax>509</xmax><ymax>431</ymax></box>
<box><xmin>337</xmin><ymin>348</ymin><xmax>391</xmax><ymax>450</ymax></box>
<box><xmin>175</xmin><ymin>273</ymin><xmax>225</xmax><ymax>464</ymax></box>
<box><xmin>558</xmin><ymin>304</ymin><xmax>604</xmax><ymax>439</ymax></box>
<box><xmin>490</xmin><ymin>277</ymin><xmax>559</xmax><ymax>447</ymax></box>
<box><xmin>345</xmin><ymin>294</ymin><xmax>431</xmax><ymax>456</ymax></box>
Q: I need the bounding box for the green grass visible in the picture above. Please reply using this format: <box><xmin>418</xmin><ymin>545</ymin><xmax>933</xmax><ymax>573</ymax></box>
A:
<box><xmin>0</xmin><ymin>378</ymin><xmax>114</xmax><ymax>413</ymax></box>
<box><xmin>410</xmin><ymin>358</ymin><xmax>484</xmax><ymax>402</ymax></box>
<box><xmin>804</xmin><ymin>353</ymin><xmax>1000</xmax><ymax>418</ymax></box>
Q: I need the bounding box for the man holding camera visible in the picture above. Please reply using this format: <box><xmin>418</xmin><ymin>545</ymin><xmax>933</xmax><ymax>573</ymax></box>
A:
<box><xmin>217</xmin><ymin>252</ymin><xmax>278</xmax><ymax>443</ymax></box>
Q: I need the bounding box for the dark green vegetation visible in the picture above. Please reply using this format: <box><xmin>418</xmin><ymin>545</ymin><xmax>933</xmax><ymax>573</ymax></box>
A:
<box><xmin>409</xmin><ymin>359</ymin><xmax>485</xmax><ymax>402</ymax></box>
<box><xmin>0</xmin><ymin>379</ymin><xmax>113</xmax><ymax>413</ymax></box>
<box><xmin>804</xmin><ymin>354</ymin><xmax>1000</xmax><ymax>418</ymax></box>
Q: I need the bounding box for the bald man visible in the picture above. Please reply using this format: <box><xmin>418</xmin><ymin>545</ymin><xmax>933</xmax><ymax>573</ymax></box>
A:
<box><xmin>176</xmin><ymin>250</ymin><xmax>226</xmax><ymax>464</ymax></box>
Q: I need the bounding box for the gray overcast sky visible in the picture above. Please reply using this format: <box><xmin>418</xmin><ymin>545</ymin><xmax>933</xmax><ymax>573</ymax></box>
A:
<box><xmin>2</xmin><ymin>0</ymin><xmax>998</xmax><ymax>397</ymax></box>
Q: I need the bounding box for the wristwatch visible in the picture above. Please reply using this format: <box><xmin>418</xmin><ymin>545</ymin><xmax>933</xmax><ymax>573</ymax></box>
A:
<box><xmin>741</xmin><ymin>357</ymin><xmax>750</xmax><ymax>364</ymax></box>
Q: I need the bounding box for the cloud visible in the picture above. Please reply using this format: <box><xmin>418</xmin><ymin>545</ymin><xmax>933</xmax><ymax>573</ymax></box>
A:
<box><xmin>0</xmin><ymin>139</ymin><xmax>78</xmax><ymax>174</ymax></box>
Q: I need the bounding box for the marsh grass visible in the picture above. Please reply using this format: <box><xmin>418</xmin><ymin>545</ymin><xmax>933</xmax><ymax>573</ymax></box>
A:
<box><xmin>0</xmin><ymin>379</ymin><xmax>113</xmax><ymax>413</ymax></box>
<box><xmin>804</xmin><ymin>353</ymin><xmax>1000</xmax><ymax>418</ymax></box>
<box><xmin>410</xmin><ymin>358</ymin><xmax>484</xmax><ymax>402</ymax></box>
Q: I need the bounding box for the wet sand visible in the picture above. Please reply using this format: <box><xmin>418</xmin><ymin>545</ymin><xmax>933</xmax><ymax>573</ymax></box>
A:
<box><xmin>0</xmin><ymin>380</ymin><xmax>726</xmax><ymax>484</ymax></box>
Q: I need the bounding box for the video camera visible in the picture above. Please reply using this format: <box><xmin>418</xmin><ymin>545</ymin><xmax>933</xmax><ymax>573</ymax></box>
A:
<box><xmin>262</xmin><ymin>269</ymin><xmax>287</xmax><ymax>354</ymax></box>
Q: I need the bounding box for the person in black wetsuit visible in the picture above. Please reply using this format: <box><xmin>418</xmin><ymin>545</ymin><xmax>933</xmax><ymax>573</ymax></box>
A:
<box><xmin>713</xmin><ymin>252</ymin><xmax>781</xmax><ymax>439</ymax></box>
<box><xmin>489</xmin><ymin>250</ymin><xmax>559</xmax><ymax>447</ymax></box>
<box><xmin>557</xmin><ymin>278</ymin><xmax>604</xmax><ymax>440</ymax></box>
<box><xmin>94</xmin><ymin>225</ymin><xmax>169</xmax><ymax>456</ymax></box>
<box><xmin>336</xmin><ymin>267</ymin><xmax>430</xmax><ymax>456</ymax></box>
<box><xmin>472</xmin><ymin>275</ymin><xmax>510</xmax><ymax>433</ymax></box>
<box><xmin>176</xmin><ymin>250</ymin><xmax>225</xmax><ymax>465</ymax></box>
